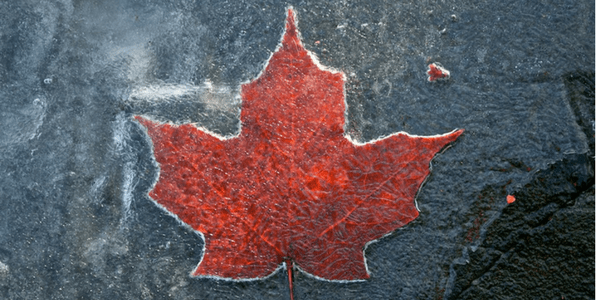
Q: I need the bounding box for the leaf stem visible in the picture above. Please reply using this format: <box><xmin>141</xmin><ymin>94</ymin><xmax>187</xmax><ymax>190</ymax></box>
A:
<box><xmin>285</xmin><ymin>258</ymin><xmax>294</xmax><ymax>300</ymax></box>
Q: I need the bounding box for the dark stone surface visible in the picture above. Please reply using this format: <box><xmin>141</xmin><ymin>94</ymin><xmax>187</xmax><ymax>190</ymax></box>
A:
<box><xmin>563</xmin><ymin>71</ymin><xmax>595</xmax><ymax>154</ymax></box>
<box><xmin>446</xmin><ymin>153</ymin><xmax>594</xmax><ymax>300</ymax></box>
<box><xmin>0</xmin><ymin>0</ymin><xmax>594</xmax><ymax>299</ymax></box>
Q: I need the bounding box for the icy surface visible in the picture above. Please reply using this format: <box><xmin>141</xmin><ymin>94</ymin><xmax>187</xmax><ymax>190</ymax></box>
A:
<box><xmin>0</xmin><ymin>0</ymin><xmax>593</xmax><ymax>299</ymax></box>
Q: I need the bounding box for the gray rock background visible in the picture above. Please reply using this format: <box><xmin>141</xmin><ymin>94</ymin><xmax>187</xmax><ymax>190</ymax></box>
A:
<box><xmin>0</xmin><ymin>0</ymin><xmax>593</xmax><ymax>299</ymax></box>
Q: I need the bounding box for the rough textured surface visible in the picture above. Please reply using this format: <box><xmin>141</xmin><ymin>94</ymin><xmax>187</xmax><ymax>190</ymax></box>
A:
<box><xmin>0</xmin><ymin>0</ymin><xmax>593</xmax><ymax>299</ymax></box>
<box><xmin>446</xmin><ymin>153</ymin><xmax>594</xmax><ymax>300</ymax></box>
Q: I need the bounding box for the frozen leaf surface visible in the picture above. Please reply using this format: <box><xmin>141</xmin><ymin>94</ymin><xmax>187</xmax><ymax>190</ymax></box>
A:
<box><xmin>135</xmin><ymin>9</ymin><xmax>463</xmax><ymax>281</ymax></box>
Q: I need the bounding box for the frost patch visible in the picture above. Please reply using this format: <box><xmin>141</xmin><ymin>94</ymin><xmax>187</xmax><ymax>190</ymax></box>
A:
<box><xmin>0</xmin><ymin>261</ymin><xmax>8</xmax><ymax>278</ymax></box>
<box><xmin>111</xmin><ymin>113</ymin><xmax>138</xmax><ymax>224</ymax></box>
<box><xmin>0</xmin><ymin>97</ymin><xmax>46</xmax><ymax>146</ymax></box>
<box><xmin>129</xmin><ymin>81</ymin><xmax>240</xmax><ymax>112</ymax></box>
<box><xmin>88</xmin><ymin>175</ymin><xmax>107</xmax><ymax>204</ymax></box>
<box><xmin>84</xmin><ymin>234</ymin><xmax>129</xmax><ymax>274</ymax></box>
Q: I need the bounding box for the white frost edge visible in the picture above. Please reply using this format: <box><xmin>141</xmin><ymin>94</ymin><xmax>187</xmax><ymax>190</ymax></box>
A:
<box><xmin>134</xmin><ymin>114</ymin><xmax>236</xmax><ymax>141</ymax></box>
<box><xmin>135</xmin><ymin>6</ymin><xmax>463</xmax><ymax>283</ymax></box>
<box><xmin>129</xmin><ymin>84</ymin><xmax>201</xmax><ymax>101</ymax></box>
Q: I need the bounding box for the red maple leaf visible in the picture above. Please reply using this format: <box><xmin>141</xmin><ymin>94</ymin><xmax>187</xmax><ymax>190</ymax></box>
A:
<box><xmin>135</xmin><ymin>8</ymin><xmax>463</xmax><ymax>284</ymax></box>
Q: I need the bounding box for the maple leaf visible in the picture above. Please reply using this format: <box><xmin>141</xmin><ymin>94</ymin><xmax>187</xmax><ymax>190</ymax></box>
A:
<box><xmin>135</xmin><ymin>9</ymin><xmax>463</xmax><ymax>282</ymax></box>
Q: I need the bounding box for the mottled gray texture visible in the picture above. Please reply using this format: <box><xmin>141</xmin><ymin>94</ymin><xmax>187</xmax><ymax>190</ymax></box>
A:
<box><xmin>0</xmin><ymin>0</ymin><xmax>593</xmax><ymax>299</ymax></box>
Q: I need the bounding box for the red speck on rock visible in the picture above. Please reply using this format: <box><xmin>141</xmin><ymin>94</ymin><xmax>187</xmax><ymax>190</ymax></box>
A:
<box><xmin>506</xmin><ymin>195</ymin><xmax>516</xmax><ymax>204</ymax></box>
<box><xmin>427</xmin><ymin>63</ymin><xmax>450</xmax><ymax>82</ymax></box>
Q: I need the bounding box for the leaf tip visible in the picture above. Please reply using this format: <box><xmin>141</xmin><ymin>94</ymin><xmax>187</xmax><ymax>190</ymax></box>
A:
<box><xmin>133</xmin><ymin>115</ymin><xmax>152</xmax><ymax>129</ymax></box>
<box><xmin>283</xmin><ymin>7</ymin><xmax>301</xmax><ymax>48</ymax></box>
<box><xmin>286</xmin><ymin>7</ymin><xmax>297</xmax><ymax>31</ymax></box>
